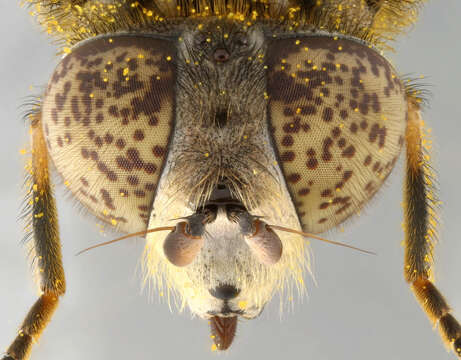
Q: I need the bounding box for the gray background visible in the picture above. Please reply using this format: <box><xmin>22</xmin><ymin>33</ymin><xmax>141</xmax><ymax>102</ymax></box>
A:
<box><xmin>1</xmin><ymin>1</ymin><xmax>461</xmax><ymax>359</ymax></box>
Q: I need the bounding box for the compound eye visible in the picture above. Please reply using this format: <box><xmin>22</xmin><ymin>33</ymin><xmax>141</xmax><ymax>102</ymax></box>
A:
<box><xmin>243</xmin><ymin>219</ymin><xmax>282</xmax><ymax>265</ymax></box>
<box><xmin>266</xmin><ymin>35</ymin><xmax>407</xmax><ymax>234</ymax></box>
<box><xmin>163</xmin><ymin>222</ymin><xmax>204</xmax><ymax>267</ymax></box>
<box><xmin>42</xmin><ymin>35</ymin><xmax>175</xmax><ymax>234</ymax></box>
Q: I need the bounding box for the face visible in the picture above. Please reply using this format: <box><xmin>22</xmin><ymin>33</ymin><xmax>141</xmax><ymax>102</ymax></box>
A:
<box><xmin>143</xmin><ymin>21</ymin><xmax>309</xmax><ymax>322</ymax></box>
<box><xmin>40</xmin><ymin>13</ymin><xmax>405</xmax><ymax>351</ymax></box>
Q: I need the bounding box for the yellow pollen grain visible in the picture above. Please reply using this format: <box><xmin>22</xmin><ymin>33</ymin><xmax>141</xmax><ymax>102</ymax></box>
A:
<box><xmin>295</xmin><ymin>39</ymin><xmax>300</xmax><ymax>45</ymax></box>
<box><xmin>296</xmin><ymin>107</ymin><xmax>301</xmax><ymax>114</ymax></box>
<box><xmin>103</xmin><ymin>78</ymin><xmax>108</xmax><ymax>82</ymax></box>
<box><xmin>211</xmin><ymin>344</ymin><xmax>218</xmax><ymax>351</ymax></box>
<box><xmin>156</xmin><ymin>76</ymin><xmax>161</xmax><ymax>80</ymax></box>
<box><xmin>224</xmin><ymin>33</ymin><xmax>229</xmax><ymax>39</ymax></box>
<box><xmin>238</xmin><ymin>300</ymin><xmax>248</xmax><ymax>309</ymax></box>
<box><xmin>109</xmin><ymin>38</ymin><xmax>113</xmax><ymax>43</ymax></box>
<box><xmin>354</xmin><ymin>108</ymin><xmax>359</xmax><ymax>112</ymax></box>
<box><xmin>204</xmin><ymin>152</ymin><xmax>210</xmax><ymax>157</ymax></box>
<box><xmin>304</xmin><ymin>47</ymin><xmax>309</xmax><ymax>52</ymax></box>
<box><xmin>107</xmin><ymin>61</ymin><xmax>112</xmax><ymax>65</ymax></box>
<box><xmin>111</xmin><ymin>219</ymin><xmax>117</xmax><ymax>226</ymax></box>
<box><xmin>89</xmin><ymin>93</ymin><xmax>94</xmax><ymax>98</ymax></box>
<box><xmin>123</xmin><ymin>68</ymin><xmax>129</xmax><ymax>76</ymax></box>
<box><xmin>338</xmin><ymin>46</ymin><xmax>343</xmax><ymax>51</ymax></box>
<box><xmin>63</xmin><ymin>47</ymin><xmax>72</xmax><ymax>54</ymax></box>
<box><xmin>19</xmin><ymin>148</ymin><xmax>27</xmax><ymax>155</ymax></box>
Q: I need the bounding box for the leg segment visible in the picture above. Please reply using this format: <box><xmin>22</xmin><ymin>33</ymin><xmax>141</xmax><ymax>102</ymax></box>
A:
<box><xmin>404</xmin><ymin>99</ymin><xmax>461</xmax><ymax>357</ymax></box>
<box><xmin>2</xmin><ymin>112</ymin><xmax>65</xmax><ymax>360</ymax></box>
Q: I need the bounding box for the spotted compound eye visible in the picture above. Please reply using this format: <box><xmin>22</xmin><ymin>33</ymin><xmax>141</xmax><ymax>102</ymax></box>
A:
<box><xmin>266</xmin><ymin>35</ymin><xmax>407</xmax><ymax>233</ymax></box>
<box><xmin>42</xmin><ymin>35</ymin><xmax>175</xmax><ymax>233</ymax></box>
<box><xmin>163</xmin><ymin>222</ymin><xmax>204</xmax><ymax>267</ymax></box>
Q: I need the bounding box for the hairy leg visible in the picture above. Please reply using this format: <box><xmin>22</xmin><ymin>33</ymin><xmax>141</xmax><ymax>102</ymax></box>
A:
<box><xmin>404</xmin><ymin>98</ymin><xmax>461</xmax><ymax>357</ymax></box>
<box><xmin>2</xmin><ymin>112</ymin><xmax>65</xmax><ymax>360</ymax></box>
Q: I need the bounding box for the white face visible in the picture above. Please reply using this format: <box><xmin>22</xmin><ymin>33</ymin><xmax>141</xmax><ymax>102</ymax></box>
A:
<box><xmin>183</xmin><ymin>206</ymin><xmax>269</xmax><ymax>320</ymax></box>
<box><xmin>142</xmin><ymin>153</ymin><xmax>310</xmax><ymax>322</ymax></box>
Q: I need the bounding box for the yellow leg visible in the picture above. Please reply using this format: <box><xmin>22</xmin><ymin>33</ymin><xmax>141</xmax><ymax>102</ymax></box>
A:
<box><xmin>404</xmin><ymin>99</ymin><xmax>461</xmax><ymax>357</ymax></box>
<box><xmin>3</xmin><ymin>112</ymin><xmax>65</xmax><ymax>360</ymax></box>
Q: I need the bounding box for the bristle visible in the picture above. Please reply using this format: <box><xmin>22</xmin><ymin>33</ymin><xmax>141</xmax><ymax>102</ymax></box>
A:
<box><xmin>403</xmin><ymin>75</ymin><xmax>432</xmax><ymax>110</ymax></box>
<box><xmin>404</xmin><ymin>96</ymin><xmax>440</xmax><ymax>281</ymax></box>
<box><xmin>26</xmin><ymin>0</ymin><xmax>426</xmax><ymax>53</ymax></box>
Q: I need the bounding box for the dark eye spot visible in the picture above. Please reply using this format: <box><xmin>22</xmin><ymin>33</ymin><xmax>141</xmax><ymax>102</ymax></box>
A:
<box><xmin>214</xmin><ymin>48</ymin><xmax>230</xmax><ymax>63</ymax></box>
<box><xmin>235</xmin><ymin>33</ymin><xmax>249</xmax><ymax>47</ymax></box>
<box><xmin>237</xmin><ymin>38</ymin><xmax>248</xmax><ymax>47</ymax></box>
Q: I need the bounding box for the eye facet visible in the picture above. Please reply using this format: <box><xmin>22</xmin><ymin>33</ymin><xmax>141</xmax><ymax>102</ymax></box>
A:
<box><xmin>266</xmin><ymin>35</ymin><xmax>407</xmax><ymax>234</ymax></box>
<box><xmin>41</xmin><ymin>34</ymin><xmax>176</xmax><ymax>233</ymax></box>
